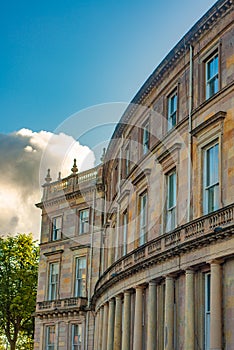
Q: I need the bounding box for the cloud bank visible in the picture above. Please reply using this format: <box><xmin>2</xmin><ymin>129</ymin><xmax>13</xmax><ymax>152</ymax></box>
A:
<box><xmin>0</xmin><ymin>129</ymin><xmax>95</xmax><ymax>238</ymax></box>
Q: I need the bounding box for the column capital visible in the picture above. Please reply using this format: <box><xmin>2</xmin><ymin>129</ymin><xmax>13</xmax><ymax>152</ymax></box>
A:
<box><xmin>115</xmin><ymin>294</ymin><xmax>123</xmax><ymax>301</ymax></box>
<box><xmin>108</xmin><ymin>298</ymin><xmax>115</xmax><ymax>305</ymax></box>
<box><xmin>148</xmin><ymin>280</ymin><xmax>158</xmax><ymax>286</ymax></box>
<box><xmin>134</xmin><ymin>284</ymin><xmax>145</xmax><ymax>290</ymax></box>
<box><xmin>123</xmin><ymin>289</ymin><xmax>133</xmax><ymax>295</ymax></box>
<box><xmin>207</xmin><ymin>258</ymin><xmax>224</xmax><ymax>265</ymax></box>
<box><xmin>184</xmin><ymin>267</ymin><xmax>195</xmax><ymax>274</ymax></box>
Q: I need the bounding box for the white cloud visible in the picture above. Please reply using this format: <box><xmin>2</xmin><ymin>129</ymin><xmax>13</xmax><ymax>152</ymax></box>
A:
<box><xmin>0</xmin><ymin>129</ymin><xmax>95</xmax><ymax>239</ymax></box>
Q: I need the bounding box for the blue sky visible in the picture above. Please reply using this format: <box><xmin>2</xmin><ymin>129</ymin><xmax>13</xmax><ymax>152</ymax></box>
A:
<box><xmin>1</xmin><ymin>0</ymin><xmax>215</xmax><ymax>137</ymax></box>
<box><xmin>0</xmin><ymin>0</ymin><xmax>218</xmax><ymax>236</ymax></box>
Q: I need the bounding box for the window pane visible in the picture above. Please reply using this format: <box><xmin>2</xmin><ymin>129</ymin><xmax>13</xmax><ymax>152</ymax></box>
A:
<box><xmin>75</xmin><ymin>257</ymin><xmax>86</xmax><ymax>297</ymax></box>
<box><xmin>140</xmin><ymin>193</ymin><xmax>147</xmax><ymax>245</ymax></box>
<box><xmin>48</xmin><ymin>263</ymin><xmax>59</xmax><ymax>300</ymax></box>
<box><xmin>46</xmin><ymin>326</ymin><xmax>55</xmax><ymax>350</ymax></box>
<box><xmin>79</xmin><ymin>209</ymin><xmax>89</xmax><ymax>234</ymax></box>
<box><xmin>204</xmin><ymin>143</ymin><xmax>219</xmax><ymax>214</ymax></box>
<box><xmin>52</xmin><ymin>216</ymin><xmax>62</xmax><ymax>241</ymax></box>
<box><xmin>206</xmin><ymin>54</ymin><xmax>219</xmax><ymax>99</ymax></box>
<box><xmin>168</xmin><ymin>93</ymin><xmax>177</xmax><ymax>130</ymax></box>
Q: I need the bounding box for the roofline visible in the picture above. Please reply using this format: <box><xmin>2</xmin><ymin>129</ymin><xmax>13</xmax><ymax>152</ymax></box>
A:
<box><xmin>105</xmin><ymin>0</ymin><xmax>233</xmax><ymax>159</ymax></box>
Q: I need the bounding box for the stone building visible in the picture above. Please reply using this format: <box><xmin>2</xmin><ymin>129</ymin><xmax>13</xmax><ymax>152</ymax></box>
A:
<box><xmin>34</xmin><ymin>0</ymin><xmax>234</xmax><ymax>349</ymax></box>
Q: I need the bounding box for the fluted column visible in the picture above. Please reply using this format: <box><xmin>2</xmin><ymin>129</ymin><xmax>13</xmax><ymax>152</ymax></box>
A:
<box><xmin>122</xmin><ymin>290</ymin><xmax>131</xmax><ymax>350</ymax></box>
<box><xmin>210</xmin><ymin>260</ymin><xmax>223</xmax><ymax>350</ymax></box>
<box><xmin>164</xmin><ymin>276</ymin><xmax>174</xmax><ymax>350</ymax></box>
<box><xmin>133</xmin><ymin>286</ymin><xmax>144</xmax><ymax>350</ymax></box>
<box><xmin>98</xmin><ymin>307</ymin><xmax>104</xmax><ymax>350</ymax></box>
<box><xmin>147</xmin><ymin>281</ymin><xmax>157</xmax><ymax>350</ymax></box>
<box><xmin>107</xmin><ymin>299</ymin><xmax>115</xmax><ymax>350</ymax></box>
<box><xmin>184</xmin><ymin>269</ymin><xmax>195</xmax><ymax>350</ymax></box>
<box><xmin>102</xmin><ymin>303</ymin><xmax>109</xmax><ymax>350</ymax></box>
<box><xmin>94</xmin><ymin>310</ymin><xmax>100</xmax><ymax>350</ymax></box>
<box><xmin>114</xmin><ymin>295</ymin><xmax>122</xmax><ymax>350</ymax></box>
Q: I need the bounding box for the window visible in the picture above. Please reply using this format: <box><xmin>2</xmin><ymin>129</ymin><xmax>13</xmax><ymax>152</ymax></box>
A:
<box><xmin>166</xmin><ymin>171</ymin><xmax>176</xmax><ymax>232</ymax></box>
<box><xmin>74</xmin><ymin>257</ymin><xmax>86</xmax><ymax>297</ymax></box>
<box><xmin>79</xmin><ymin>209</ymin><xmax>89</xmax><ymax>234</ymax></box>
<box><xmin>52</xmin><ymin>216</ymin><xmax>62</xmax><ymax>241</ymax></box>
<box><xmin>142</xmin><ymin>122</ymin><xmax>149</xmax><ymax>155</ymax></box>
<box><xmin>71</xmin><ymin>324</ymin><xmax>82</xmax><ymax>350</ymax></box>
<box><xmin>122</xmin><ymin>211</ymin><xmax>128</xmax><ymax>255</ymax></box>
<box><xmin>125</xmin><ymin>145</ymin><xmax>130</xmax><ymax>177</ymax></box>
<box><xmin>45</xmin><ymin>325</ymin><xmax>55</xmax><ymax>350</ymax></box>
<box><xmin>203</xmin><ymin>143</ymin><xmax>219</xmax><ymax>214</ymax></box>
<box><xmin>139</xmin><ymin>192</ymin><xmax>148</xmax><ymax>245</ymax></box>
<box><xmin>206</xmin><ymin>53</ymin><xmax>219</xmax><ymax>99</ymax></box>
<box><xmin>204</xmin><ymin>273</ymin><xmax>211</xmax><ymax>350</ymax></box>
<box><xmin>48</xmin><ymin>263</ymin><xmax>59</xmax><ymax>300</ymax></box>
<box><xmin>167</xmin><ymin>91</ymin><xmax>177</xmax><ymax>131</ymax></box>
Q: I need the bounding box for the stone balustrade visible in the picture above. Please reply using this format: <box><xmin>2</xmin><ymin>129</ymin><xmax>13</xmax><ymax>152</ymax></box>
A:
<box><xmin>95</xmin><ymin>203</ymin><xmax>234</xmax><ymax>293</ymax></box>
<box><xmin>37</xmin><ymin>296</ymin><xmax>87</xmax><ymax>312</ymax></box>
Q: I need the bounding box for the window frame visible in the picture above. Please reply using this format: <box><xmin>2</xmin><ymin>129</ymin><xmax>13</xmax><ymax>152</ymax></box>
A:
<box><xmin>48</xmin><ymin>262</ymin><xmax>59</xmax><ymax>301</ymax></box>
<box><xmin>205</xmin><ymin>51</ymin><xmax>219</xmax><ymax>100</ymax></box>
<box><xmin>139</xmin><ymin>191</ymin><xmax>148</xmax><ymax>246</ymax></box>
<box><xmin>74</xmin><ymin>256</ymin><xmax>87</xmax><ymax>298</ymax></box>
<box><xmin>203</xmin><ymin>141</ymin><xmax>219</xmax><ymax>214</ymax></box>
<box><xmin>45</xmin><ymin>325</ymin><xmax>55</xmax><ymax>350</ymax></box>
<box><xmin>71</xmin><ymin>323</ymin><xmax>83</xmax><ymax>350</ymax></box>
<box><xmin>167</xmin><ymin>90</ymin><xmax>178</xmax><ymax>131</ymax></box>
<box><xmin>142</xmin><ymin>120</ymin><xmax>150</xmax><ymax>155</ymax></box>
<box><xmin>78</xmin><ymin>208</ymin><xmax>90</xmax><ymax>235</ymax></box>
<box><xmin>166</xmin><ymin>170</ymin><xmax>177</xmax><ymax>232</ymax></box>
<box><xmin>51</xmin><ymin>216</ymin><xmax>62</xmax><ymax>241</ymax></box>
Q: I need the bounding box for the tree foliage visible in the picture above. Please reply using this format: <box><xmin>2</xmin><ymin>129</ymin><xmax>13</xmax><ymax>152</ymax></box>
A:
<box><xmin>0</xmin><ymin>234</ymin><xmax>39</xmax><ymax>350</ymax></box>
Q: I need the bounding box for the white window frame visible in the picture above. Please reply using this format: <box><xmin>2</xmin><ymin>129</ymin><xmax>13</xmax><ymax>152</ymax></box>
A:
<box><xmin>122</xmin><ymin>211</ymin><xmax>128</xmax><ymax>256</ymax></box>
<box><xmin>204</xmin><ymin>273</ymin><xmax>211</xmax><ymax>350</ymax></box>
<box><xmin>205</xmin><ymin>52</ymin><xmax>219</xmax><ymax>99</ymax></box>
<box><xmin>74</xmin><ymin>257</ymin><xmax>86</xmax><ymax>297</ymax></box>
<box><xmin>79</xmin><ymin>209</ymin><xmax>89</xmax><ymax>234</ymax></box>
<box><xmin>142</xmin><ymin>122</ymin><xmax>150</xmax><ymax>155</ymax></box>
<box><xmin>203</xmin><ymin>142</ymin><xmax>219</xmax><ymax>214</ymax></box>
<box><xmin>139</xmin><ymin>192</ymin><xmax>148</xmax><ymax>246</ymax></box>
<box><xmin>71</xmin><ymin>324</ymin><xmax>82</xmax><ymax>350</ymax></box>
<box><xmin>48</xmin><ymin>262</ymin><xmax>59</xmax><ymax>301</ymax></box>
<box><xmin>167</xmin><ymin>91</ymin><xmax>177</xmax><ymax>131</ymax></box>
<box><xmin>45</xmin><ymin>325</ymin><xmax>55</xmax><ymax>350</ymax></box>
<box><xmin>52</xmin><ymin>216</ymin><xmax>62</xmax><ymax>241</ymax></box>
<box><xmin>166</xmin><ymin>171</ymin><xmax>177</xmax><ymax>232</ymax></box>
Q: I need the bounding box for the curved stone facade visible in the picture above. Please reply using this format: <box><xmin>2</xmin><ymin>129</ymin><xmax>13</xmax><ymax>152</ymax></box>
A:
<box><xmin>34</xmin><ymin>1</ymin><xmax>234</xmax><ymax>349</ymax></box>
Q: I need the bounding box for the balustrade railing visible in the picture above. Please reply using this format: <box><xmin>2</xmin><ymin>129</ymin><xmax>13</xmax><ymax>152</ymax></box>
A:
<box><xmin>95</xmin><ymin>204</ymin><xmax>234</xmax><ymax>292</ymax></box>
<box><xmin>37</xmin><ymin>296</ymin><xmax>87</xmax><ymax>311</ymax></box>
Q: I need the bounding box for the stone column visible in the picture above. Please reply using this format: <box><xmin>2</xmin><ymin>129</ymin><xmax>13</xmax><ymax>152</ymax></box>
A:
<box><xmin>94</xmin><ymin>310</ymin><xmax>100</xmax><ymax>350</ymax></box>
<box><xmin>184</xmin><ymin>269</ymin><xmax>195</xmax><ymax>350</ymax></box>
<box><xmin>133</xmin><ymin>286</ymin><xmax>144</xmax><ymax>350</ymax></box>
<box><xmin>102</xmin><ymin>303</ymin><xmax>109</xmax><ymax>350</ymax></box>
<box><xmin>147</xmin><ymin>281</ymin><xmax>157</xmax><ymax>350</ymax></box>
<box><xmin>107</xmin><ymin>298</ymin><xmax>115</xmax><ymax>350</ymax></box>
<box><xmin>98</xmin><ymin>307</ymin><xmax>104</xmax><ymax>350</ymax></box>
<box><xmin>114</xmin><ymin>295</ymin><xmax>122</xmax><ymax>350</ymax></box>
<box><xmin>210</xmin><ymin>260</ymin><xmax>223</xmax><ymax>350</ymax></box>
<box><xmin>122</xmin><ymin>290</ymin><xmax>131</xmax><ymax>350</ymax></box>
<box><xmin>164</xmin><ymin>276</ymin><xmax>174</xmax><ymax>350</ymax></box>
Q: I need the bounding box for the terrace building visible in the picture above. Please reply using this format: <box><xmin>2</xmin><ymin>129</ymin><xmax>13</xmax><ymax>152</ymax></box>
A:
<box><xmin>34</xmin><ymin>0</ymin><xmax>234</xmax><ymax>349</ymax></box>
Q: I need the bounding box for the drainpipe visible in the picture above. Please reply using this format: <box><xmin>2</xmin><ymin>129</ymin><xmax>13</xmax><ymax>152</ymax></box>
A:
<box><xmin>86</xmin><ymin>186</ymin><xmax>96</xmax><ymax>350</ymax></box>
<box><xmin>187</xmin><ymin>45</ymin><xmax>193</xmax><ymax>221</ymax></box>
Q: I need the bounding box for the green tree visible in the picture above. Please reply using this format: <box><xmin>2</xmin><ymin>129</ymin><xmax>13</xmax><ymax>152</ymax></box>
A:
<box><xmin>0</xmin><ymin>234</ymin><xmax>39</xmax><ymax>350</ymax></box>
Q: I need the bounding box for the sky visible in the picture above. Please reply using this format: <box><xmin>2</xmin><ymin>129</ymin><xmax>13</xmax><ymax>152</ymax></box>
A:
<box><xmin>0</xmin><ymin>0</ymin><xmax>216</xmax><ymax>237</ymax></box>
